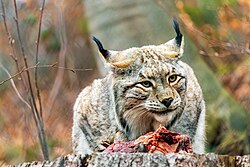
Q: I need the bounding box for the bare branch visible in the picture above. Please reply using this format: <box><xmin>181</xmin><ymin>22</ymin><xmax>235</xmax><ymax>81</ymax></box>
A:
<box><xmin>0</xmin><ymin>64</ymin><xmax>38</xmax><ymax>86</ymax></box>
<box><xmin>52</xmin><ymin>65</ymin><xmax>92</xmax><ymax>73</ymax></box>
<box><xmin>34</xmin><ymin>0</ymin><xmax>46</xmax><ymax>120</ymax></box>
<box><xmin>13</xmin><ymin>0</ymin><xmax>38</xmax><ymax>113</ymax></box>
<box><xmin>155</xmin><ymin>0</ymin><xmax>250</xmax><ymax>57</ymax></box>
<box><xmin>34</xmin><ymin>0</ymin><xmax>49</xmax><ymax>159</ymax></box>
<box><xmin>2</xmin><ymin>2</ymin><xmax>92</xmax><ymax>160</ymax></box>
<box><xmin>1</xmin><ymin>0</ymin><xmax>27</xmax><ymax>90</ymax></box>
<box><xmin>0</xmin><ymin>64</ymin><xmax>31</xmax><ymax>110</ymax></box>
<box><xmin>13</xmin><ymin>0</ymin><xmax>49</xmax><ymax>160</ymax></box>
<box><xmin>1</xmin><ymin>0</ymin><xmax>17</xmax><ymax>61</ymax></box>
<box><xmin>29</xmin><ymin>98</ymin><xmax>46</xmax><ymax>159</ymax></box>
<box><xmin>0</xmin><ymin>63</ymin><xmax>92</xmax><ymax>86</ymax></box>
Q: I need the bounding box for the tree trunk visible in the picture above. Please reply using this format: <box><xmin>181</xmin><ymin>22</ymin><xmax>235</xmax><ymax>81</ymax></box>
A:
<box><xmin>13</xmin><ymin>153</ymin><xmax>250</xmax><ymax>167</ymax></box>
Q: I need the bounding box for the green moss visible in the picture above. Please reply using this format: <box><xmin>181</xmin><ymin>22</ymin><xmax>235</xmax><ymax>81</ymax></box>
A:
<box><xmin>24</xmin><ymin>14</ymin><xmax>37</xmax><ymax>26</ymax></box>
<box><xmin>41</xmin><ymin>29</ymin><xmax>51</xmax><ymax>40</ymax></box>
<box><xmin>25</xmin><ymin>144</ymin><xmax>40</xmax><ymax>162</ymax></box>
<box><xmin>47</xmin><ymin>38</ymin><xmax>61</xmax><ymax>52</ymax></box>
<box><xmin>4</xmin><ymin>145</ymin><xmax>21</xmax><ymax>163</ymax></box>
<box><xmin>47</xmin><ymin>136</ymin><xmax>59</xmax><ymax>149</ymax></box>
<box><xmin>217</xmin><ymin>63</ymin><xmax>231</xmax><ymax>76</ymax></box>
<box><xmin>41</xmin><ymin>29</ymin><xmax>61</xmax><ymax>52</ymax></box>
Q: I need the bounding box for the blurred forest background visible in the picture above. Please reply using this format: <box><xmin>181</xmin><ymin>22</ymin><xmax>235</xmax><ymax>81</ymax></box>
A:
<box><xmin>0</xmin><ymin>0</ymin><xmax>249</xmax><ymax>165</ymax></box>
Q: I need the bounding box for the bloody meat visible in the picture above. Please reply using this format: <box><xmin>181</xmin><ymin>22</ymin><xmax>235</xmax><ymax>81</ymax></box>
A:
<box><xmin>104</xmin><ymin>125</ymin><xmax>193</xmax><ymax>154</ymax></box>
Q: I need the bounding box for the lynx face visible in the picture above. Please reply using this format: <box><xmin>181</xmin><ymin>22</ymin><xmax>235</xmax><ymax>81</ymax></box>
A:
<box><xmin>125</xmin><ymin>61</ymin><xmax>186</xmax><ymax>116</ymax></box>
<box><xmin>111</xmin><ymin>48</ymin><xmax>187</xmax><ymax>140</ymax></box>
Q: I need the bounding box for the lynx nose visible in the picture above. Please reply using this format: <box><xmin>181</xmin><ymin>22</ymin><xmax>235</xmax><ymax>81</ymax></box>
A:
<box><xmin>161</xmin><ymin>97</ymin><xmax>173</xmax><ymax>108</ymax></box>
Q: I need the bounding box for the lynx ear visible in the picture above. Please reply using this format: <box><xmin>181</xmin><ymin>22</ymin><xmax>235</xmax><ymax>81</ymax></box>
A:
<box><xmin>173</xmin><ymin>19</ymin><xmax>183</xmax><ymax>48</ymax></box>
<box><xmin>163</xmin><ymin>19</ymin><xmax>184</xmax><ymax>59</ymax></box>
<box><xmin>92</xmin><ymin>36</ymin><xmax>134</xmax><ymax>68</ymax></box>
<box><xmin>92</xmin><ymin>36</ymin><xmax>116</xmax><ymax>61</ymax></box>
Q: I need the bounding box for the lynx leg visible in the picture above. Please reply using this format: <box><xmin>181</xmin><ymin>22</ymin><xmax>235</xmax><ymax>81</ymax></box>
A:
<box><xmin>192</xmin><ymin>100</ymin><xmax>206</xmax><ymax>153</ymax></box>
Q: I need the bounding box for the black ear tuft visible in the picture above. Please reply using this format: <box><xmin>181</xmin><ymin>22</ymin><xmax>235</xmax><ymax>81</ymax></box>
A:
<box><xmin>172</xmin><ymin>19</ymin><xmax>183</xmax><ymax>47</ymax></box>
<box><xmin>92</xmin><ymin>36</ymin><xmax>109</xmax><ymax>59</ymax></box>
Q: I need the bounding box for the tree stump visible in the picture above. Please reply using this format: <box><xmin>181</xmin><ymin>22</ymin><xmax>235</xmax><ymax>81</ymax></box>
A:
<box><xmin>12</xmin><ymin>153</ymin><xmax>249</xmax><ymax>167</ymax></box>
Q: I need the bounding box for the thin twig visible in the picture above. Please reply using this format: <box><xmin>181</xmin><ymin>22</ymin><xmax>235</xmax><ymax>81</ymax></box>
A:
<box><xmin>0</xmin><ymin>64</ymin><xmax>31</xmax><ymax>110</ymax></box>
<box><xmin>13</xmin><ymin>0</ymin><xmax>39</xmax><ymax>114</ymax></box>
<box><xmin>52</xmin><ymin>66</ymin><xmax>93</xmax><ymax>72</ymax></box>
<box><xmin>35</xmin><ymin>0</ymin><xmax>46</xmax><ymax>120</ymax></box>
<box><xmin>1</xmin><ymin>0</ymin><xmax>17</xmax><ymax>61</ymax></box>
<box><xmin>13</xmin><ymin>0</ymin><xmax>48</xmax><ymax>160</ymax></box>
<box><xmin>155</xmin><ymin>0</ymin><xmax>250</xmax><ymax>57</ymax></box>
<box><xmin>32</xmin><ymin>4</ymin><xmax>49</xmax><ymax>158</ymax></box>
<box><xmin>180</xmin><ymin>19</ymin><xmax>249</xmax><ymax>56</ymax></box>
<box><xmin>0</xmin><ymin>63</ymin><xmax>92</xmax><ymax>85</ymax></box>
<box><xmin>1</xmin><ymin>0</ymin><xmax>27</xmax><ymax>91</ymax></box>
<box><xmin>28</xmin><ymin>98</ymin><xmax>46</xmax><ymax>159</ymax></box>
<box><xmin>0</xmin><ymin>64</ymin><xmax>38</xmax><ymax>86</ymax></box>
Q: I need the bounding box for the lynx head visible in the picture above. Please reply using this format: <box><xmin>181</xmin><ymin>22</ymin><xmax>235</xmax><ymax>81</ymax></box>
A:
<box><xmin>93</xmin><ymin>20</ymin><xmax>187</xmax><ymax>140</ymax></box>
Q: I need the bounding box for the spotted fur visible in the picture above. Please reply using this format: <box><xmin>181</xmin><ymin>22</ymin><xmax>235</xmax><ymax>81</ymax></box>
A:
<box><xmin>72</xmin><ymin>21</ymin><xmax>206</xmax><ymax>155</ymax></box>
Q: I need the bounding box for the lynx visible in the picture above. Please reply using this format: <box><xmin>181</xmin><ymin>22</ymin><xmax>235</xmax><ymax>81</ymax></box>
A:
<box><xmin>72</xmin><ymin>20</ymin><xmax>206</xmax><ymax>155</ymax></box>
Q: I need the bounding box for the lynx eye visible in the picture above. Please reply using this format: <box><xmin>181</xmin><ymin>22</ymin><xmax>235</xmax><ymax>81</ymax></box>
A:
<box><xmin>140</xmin><ymin>81</ymin><xmax>153</xmax><ymax>88</ymax></box>
<box><xmin>168</xmin><ymin>74</ymin><xmax>180</xmax><ymax>83</ymax></box>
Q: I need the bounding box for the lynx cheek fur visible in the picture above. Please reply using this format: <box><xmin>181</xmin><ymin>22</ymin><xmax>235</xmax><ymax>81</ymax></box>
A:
<box><xmin>72</xmin><ymin>20</ymin><xmax>206</xmax><ymax>155</ymax></box>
